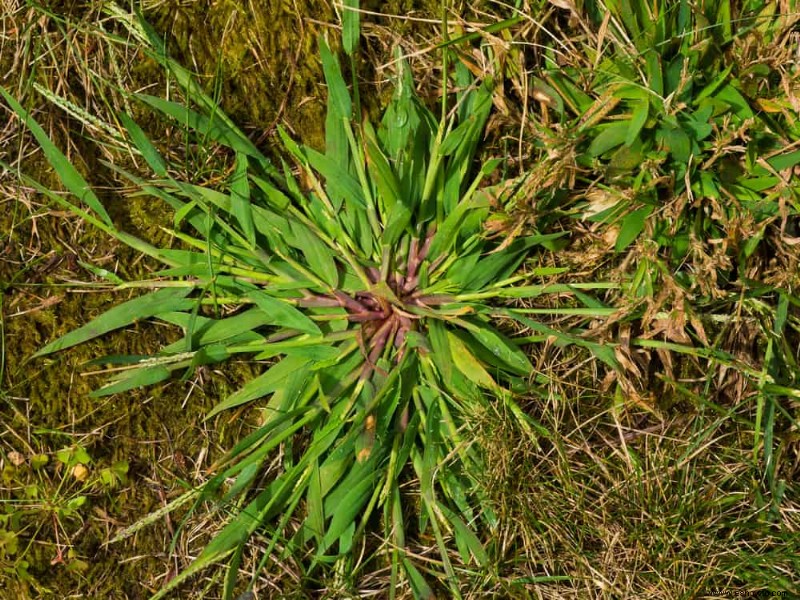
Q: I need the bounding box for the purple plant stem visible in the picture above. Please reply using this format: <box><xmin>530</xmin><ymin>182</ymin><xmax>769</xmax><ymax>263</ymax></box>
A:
<box><xmin>408</xmin><ymin>294</ymin><xmax>454</xmax><ymax>306</ymax></box>
<box><xmin>333</xmin><ymin>290</ymin><xmax>369</xmax><ymax>314</ymax></box>
<box><xmin>391</xmin><ymin>271</ymin><xmax>405</xmax><ymax>294</ymax></box>
<box><xmin>359</xmin><ymin>317</ymin><xmax>395</xmax><ymax>380</ymax></box>
<box><xmin>427</xmin><ymin>253</ymin><xmax>447</xmax><ymax>275</ymax></box>
<box><xmin>394</xmin><ymin>315</ymin><xmax>411</xmax><ymax>350</ymax></box>
<box><xmin>347</xmin><ymin>311</ymin><xmax>390</xmax><ymax>323</ymax></box>
<box><xmin>404</xmin><ymin>237</ymin><xmax>421</xmax><ymax>293</ymax></box>
<box><xmin>355</xmin><ymin>293</ymin><xmax>381</xmax><ymax>311</ymax></box>
<box><xmin>365</xmin><ymin>316</ymin><xmax>396</xmax><ymax>365</ymax></box>
<box><xmin>297</xmin><ymin>294</ymin><xmax>341</xmax><ymax>308</ymax></box>
<box><xmin>419</xmin><ymin>227</ymin><xmax>435</xmax><ymax>261</ymax></box>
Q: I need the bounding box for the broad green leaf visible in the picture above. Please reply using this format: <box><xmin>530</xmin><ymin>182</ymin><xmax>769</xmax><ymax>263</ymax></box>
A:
<box><xmin>0</xmin><ymin>86</ymin><xmax>113</xmax><ymax>226</ymax></box>
<box><xmin>656</xmin><ymin>126</ymin><xmax>691</xmax><ymax>163</ymax></box>
<box><xmin>319</xmin><ymin>35</ymin><xmax>351</xmax><ymax>121</ymax></box>
<box><xmin>382</xmin><ymin>203</ymin><xmax>413</xmax><ymax>248</ymax></box>
<box><xmin>34</xmin><ymin>287</ymin><xmax>194</xmax><ymax>357</ymax></box>
<box><xmin>695</xmin><ymin>65</ymin><xmax>733</xmax><ymax>104</ymax></box>
<box><xmin>250</xmin><ymin>174</ymin><xmax>290</xmax><ymax>210</ymax></box>
<box><xmin>289</xmin><ymin>221</ymin><xmax>339</xmax><ymax>288</ymax></box>
<box><xmin>316</xmin><ymin>434</ymin><xmax>357</xmax><ymax>501</ymax></box>
<box><xmin>320</xmin><ymin>464</ymin><xmax>379</xmax><ymax>553</ymax></box>
<box><xmin>589</xmin><ymin>121</ymin><xmax>630</xmax><ymax>157</ymax></box>
<box><xmin>767</xmin><ymin>149</ymin><xmax>800</xmax><ymax>172</ymax></box>
<box><xmin>625</xmin><ymin>99</ymin><xmax>649</xmax><ymax>147</ymax></box>
<box><xmin>644</xmin><ymin>50</ymin><xmax>663</xmax><ymax>96</ymax></box>
<box><xmin>248</xmin><ymin>290</ymin><xmax>322</xmax><ymax>335</ymax></box>
<box><xmin>425</xmin><ymin>321</ymin><xmax>453</xmax><ymax>382</ymax></box>
<box><xmin>306</xmin><ymin>460</ymin><xmax>325</xmax><ymax>544</ymax></box>
<box><xmin>546</xmin><ymin>71</ymin><xmax>593</xmax><ymax>115</ymax></box>
<box><xmin>403</xmin><ymin>559</ymin><xmax>434</xmax><ymax>600</ymax></box>
<box><xmin>713</xmin><ymin>83</ymin><xmax>753</xmax><ymax>119</ymax></box>
<box><xmin>363</xmin><ymin>121</ymin><xmax>402</xmax><ymax>216</ymax></box>
<box><xmin>438</xmin><ymin>503</ymin><xmax>488</xmax><ymax>565</ymax></box>
<box><xmin>446</xmin><ymin>331</ymin><xmax>497</xmax><ymax>390</ymax></box>
<box><xmin>429</xmin><ymin>189</ymin><xmax>490</xmax><ymax>258</ymax></box>
<box><xmin>303</xmin><ymin>145</ymin><xmax>366</xmax><ymax>209</ymax></box>
<box><xmin>159</xmin><ymin>309</ymin><xmax>270</xmax><ymax>353</ymax></box>
<box><xmin>462</xmin><ymin>319</ymin><xmax>533</xmax><ymax>376</ymax></box>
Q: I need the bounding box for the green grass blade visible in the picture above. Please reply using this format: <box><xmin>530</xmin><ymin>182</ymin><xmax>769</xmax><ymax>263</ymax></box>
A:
<box><xmin>136</xmin><ymin>94</ymin><xmax>265</xmax><ymax>159</ymax></box>
<box><xmin>288</xmin><ymin>221</ymin><xmax>339</xmax><ymax>288</ymax></box>
<box><xmin>130</xmin><ymin>12</ymin><xmax>280</xmax><ymax>177</ymax></box>
<box><xmin>319</xmin><ymin>465</ymin><xmax>379</xmax><ymax>554</ymax></box>
<box><xmin>319</xmin><ymin>35</ymin><xmax>352</xmax><ymax>123</ymax></box>
<box><xmin>458</xmin><ymin>318</ymin><xmax>533</xmax><ymax>376</ymax></box>
<box><xmin>341</xmin><ymin>0</ymin><xmax>360</xmax><ymax>56</ymax></box>
<box><xmin>159</xmin><ymin>309</ymin><xmax>271</xmax><ymax>353</ymax></box>
<box><xmin>615</xmin><ymin>206</ymin><xmax>652</xmax><ymax>253</ymax></box>
<box><xmin>248</xmin><ymin>290</ymin><xmax>322</xmax><ymax>336</ymax></box>
<box><xmin>230</xmin><ymin>153</ymin><xmax>256</xmax><ymax>248</ymax></box>
<box><xmin>206</xmin><ymin>356</ymin><xmax>311</xmax><ymax>418</ymax></box>
<box><xmin>33</xmin><ymin>287</ymin><xmax>194</xmax><ymax>357</ymax></box>
<box><xmin>446</xmin><ymin>331</ymin><xmax>498</xmax><ymax>391</ymax></box>
<box><xmin>1</xmin><ymin>86</ymin><xmax>113</xmax><ymax>226</ymax></box>
<box><xmin>118</xmin><ymin>111</ymin><xmax>168</xmax><ymax>177</ymax></box>
<box><xmin>403</xmin><ymin>558</ymin><xmax>434</xmax><ymax>600</ymax></box>
<box><xmin>90</xmin><ymin>365</ymin><xmax>172</xmax><ymax>397</ymax></box>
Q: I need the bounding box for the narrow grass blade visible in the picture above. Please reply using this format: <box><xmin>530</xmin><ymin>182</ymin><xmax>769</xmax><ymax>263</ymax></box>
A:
<box><xmin>230</xmin><ymin>153</ymin><xmax>256</xmax><ymax>248</ymax></box>
<box><xmin>446</xmin><ymin>331</ymin><xmax>498</xmax><ymax>390</ymax></box>
<box><xmin>33</xmin><ymin>287</ymin><xmax>194</xmax><ymax>357</ymax></box>
<box><xmin>119</xmin><ymin>111</ymin><xmax>168</xmax><ymax>177</ymax></box>
<box><xmin>90</xmin><ymin>365</ymin><xmax>171</xmax><ymax>397</ymax></box>
<box><xmin>137</xmin><ymin>94</ymin><xmax>264</xmax><ymax>159</ymax></box>
<box><xmin>319</xmin><ymin>36</ymin><xmax>352</xmax><ymax>123</ymax></box>
<box><xmin>206</xmin><ymin>356</ymin><xmax>311</xmax><ymax>418</ymax></box>
<box><xmin>319</xmin><ymin>464</ymin><xmax>379</xmax><ymax>554</ymax></box>
<box><xmin>1</xmin><ymin>86</ymin><xmax>113</xmax><ymax>226</ymax></box>
<box><xmin>341</xmin><ymin>0</ymin><xmax>360</xmax><ymax>56</ymax></box>
<box><xmin>458</xmin><ymin>318</ymin><xmax>533</xmax><ymax>376</ymax></box>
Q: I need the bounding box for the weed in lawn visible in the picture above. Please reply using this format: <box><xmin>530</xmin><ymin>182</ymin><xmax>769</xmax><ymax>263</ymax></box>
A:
<box><xmin>1</xmin><ymin>4</ymin><xmax>617</xmax><ymax>599</ymax></box>
<box><xmin>3</xmin><ymin>1</ymin><xmax>799</xmax><ymax>598</ymax></box>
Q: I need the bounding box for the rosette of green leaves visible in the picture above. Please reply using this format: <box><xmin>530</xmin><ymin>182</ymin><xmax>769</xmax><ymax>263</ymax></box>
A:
<box><xmin>1</xmin><ymin>8</ymin><xmax>615</xmax><ymax>599</ymax></box>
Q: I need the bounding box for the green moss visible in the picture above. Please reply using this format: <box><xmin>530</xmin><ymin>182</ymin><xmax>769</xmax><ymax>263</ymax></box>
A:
<box><xmin>140</xmin><ymin>0</ymin><xmax>335</xmax><ymax>150</ymax></box>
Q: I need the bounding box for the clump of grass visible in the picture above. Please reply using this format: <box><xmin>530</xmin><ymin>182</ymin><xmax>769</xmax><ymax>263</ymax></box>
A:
<box><xmin>466</xmin><ymin>1</ymin><xmax>800</xmax><ymax>596</ymax></box>
<box><xmin>1</xmin><ymin>4</ymin><xmax>616</xmax><ymax>598</ymax></box>
<box><xmin>489</xmin><ymin>0</ymin><xmax>800</xmax><ymax>460</ymax></box>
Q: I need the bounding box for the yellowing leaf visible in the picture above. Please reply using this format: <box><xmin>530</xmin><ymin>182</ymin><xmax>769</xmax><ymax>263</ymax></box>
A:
<box><xmin>446</xmin><ymin>332</ymin><xmax>498</xmax><ymax>390</ymax></box>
